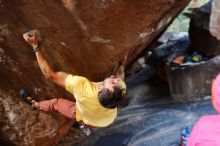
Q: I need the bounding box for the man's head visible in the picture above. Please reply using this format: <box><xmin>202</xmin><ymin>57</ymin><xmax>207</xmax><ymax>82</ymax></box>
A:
<box><xmin>98</xmin><ymin>75</ymin><xmax>126</xmax><ymax>109</ymax></box>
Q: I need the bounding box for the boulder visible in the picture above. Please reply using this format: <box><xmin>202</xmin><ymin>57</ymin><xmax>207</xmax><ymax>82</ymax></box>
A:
<box><xmin>0</xmin><ymin>0</ymin><xmax>190</xmax><ymax>145</ymax></box>
<box><xmin>210</xmin><ymin>0</ymin><xmax>220</xmax><ymax>40</ymax></box>
<box><xmin>166</xmin><ymin>56</ymin><xmax>220</xmax><ymax>102</ymax></box>
<box><xmin>189</xmin><ymin>0</ymin><xmax>220</xmax><ymax>56</ymax></box>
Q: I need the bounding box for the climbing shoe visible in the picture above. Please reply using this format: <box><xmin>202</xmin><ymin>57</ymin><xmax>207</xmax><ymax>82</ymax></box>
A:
<box><xmin>19</xmin><ymin>89</ymin><xmax>35</xmax><ymax>105</ymax></box>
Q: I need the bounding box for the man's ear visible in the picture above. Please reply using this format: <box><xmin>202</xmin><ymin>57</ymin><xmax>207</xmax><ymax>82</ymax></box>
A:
<box><xmin>98</xmin><ymin>86</ymin><xmax>104</xmax><ymax>92</ymax></box>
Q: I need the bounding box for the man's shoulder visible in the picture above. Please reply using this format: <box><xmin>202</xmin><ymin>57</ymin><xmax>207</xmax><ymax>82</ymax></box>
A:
<box><xmin>65</xmin><ymin>74</ymin><xmax>96</xmax><ymax>95</ymax></box>
<box><xmin>65</xmin><ymin>74</ymin><xmax>91</xmax><ymax>89</ymax></box>
<box><xmin>66</xmin><ymin>74</ymin><xmax>90</xmax><ymax>82</ymax></box>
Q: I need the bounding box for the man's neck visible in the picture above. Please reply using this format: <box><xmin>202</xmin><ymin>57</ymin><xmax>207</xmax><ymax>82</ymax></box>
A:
<box><xmin>96</xmin><ymin>81</ymin><xmax>103</xmax><ymax>92</ymax></box>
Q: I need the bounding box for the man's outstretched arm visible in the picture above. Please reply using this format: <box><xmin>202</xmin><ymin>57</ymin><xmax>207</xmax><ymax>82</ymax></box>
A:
<box><xmin>23</xmin><ymin>31</ymin><xmax>68</xmax><ymax>88</ymax></box>
<box><xmin>115</xmin><ymin>63</ymin><xmax>125</xmax><ymax>80</ymax></box>
<box><xmin>35</xmin><ymin>50</ymin><xmax>68</xmax><ymax>88</ymax></box>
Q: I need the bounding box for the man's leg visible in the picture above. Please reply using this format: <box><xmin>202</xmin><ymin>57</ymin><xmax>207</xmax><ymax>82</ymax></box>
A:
<box><xmin>33</xmin><ymin>98</ymin><xmax>76</xmax><ymax>120</ymax></box>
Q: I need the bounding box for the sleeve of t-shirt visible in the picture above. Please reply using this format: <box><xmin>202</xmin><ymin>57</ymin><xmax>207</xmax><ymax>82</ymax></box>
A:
<box><xmin>65</xmin><ymin>74</ymin><xmax>87</xmax><ymax>95</ymax></box>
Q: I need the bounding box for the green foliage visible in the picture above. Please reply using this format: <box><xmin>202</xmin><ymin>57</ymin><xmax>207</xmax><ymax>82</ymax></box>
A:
<box><xmin>167</xmin><ymin>0</ymin><xmax>209</xmax><ymax>32</ymax></box>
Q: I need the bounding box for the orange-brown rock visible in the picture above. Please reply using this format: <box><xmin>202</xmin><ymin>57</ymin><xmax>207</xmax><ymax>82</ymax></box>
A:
<box><xmin>0</xmin><ymin>0</ymin><xmax>190</xmax><ymax>145</ymax></box>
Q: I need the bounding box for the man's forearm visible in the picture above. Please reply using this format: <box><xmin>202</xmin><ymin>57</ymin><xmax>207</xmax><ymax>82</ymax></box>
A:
<box><xmin>115</xmin><ymin>64</ymin><xmax>125</xmax><ymax>80</ymax></box>
<box><xmin>35</xmin><ymin>49</ymin><xmax>55</xmax><ymax>79</ymax></box>
<box><xmin>34</xmin><ymin>47</ymin><xmax>68</xmax><ymax>88</ymax></box>
<box><xmin>23</xmin><ymin>31</ymin><xmax>68</xmax><ymax>88</ymax></box>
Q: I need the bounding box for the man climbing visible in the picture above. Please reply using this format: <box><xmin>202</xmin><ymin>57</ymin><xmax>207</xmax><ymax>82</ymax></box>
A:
<box><xmin>21</xmin><ymin>30</ymin><xmax>127</xmax><ymax>133</ymax></box>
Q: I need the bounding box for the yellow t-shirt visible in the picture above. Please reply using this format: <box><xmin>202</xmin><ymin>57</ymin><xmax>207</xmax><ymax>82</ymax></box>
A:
<box><xmin>65</xmin><ymin>74</ymin><xmax>126</xmax><ymax>127</ymax></box>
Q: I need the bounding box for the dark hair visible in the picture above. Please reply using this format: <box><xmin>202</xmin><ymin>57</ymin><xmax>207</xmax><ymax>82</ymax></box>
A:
<box><xmin>98</xmin><ymin>86</ymin><xmax>124</xmax><ymax>109</ymax></box>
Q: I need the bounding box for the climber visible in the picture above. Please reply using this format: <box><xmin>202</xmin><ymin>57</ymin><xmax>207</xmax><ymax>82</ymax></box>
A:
<box><xmin>21</xmin><ymin>30</ymin><xmax>127</xmax><ymax>133</ymax></box>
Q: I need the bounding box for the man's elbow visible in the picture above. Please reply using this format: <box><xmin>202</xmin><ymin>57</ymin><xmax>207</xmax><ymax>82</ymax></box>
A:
<box><xmin>44</xmin><ymin>72</ymin><xmax>67</xmax><ymax>88</ymax></box>
<box><xmin>43</xmin><ymin>71</ymin><xmax>54</xmax><ymax>80</ymax></box>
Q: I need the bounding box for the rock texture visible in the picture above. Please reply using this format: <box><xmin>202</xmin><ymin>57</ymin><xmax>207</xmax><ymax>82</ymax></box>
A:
<box><xmin>166</xmin><ymin>56</ymin><xmax>220</xmax><ymax>102</ymax></box>
<box><xmin>210</xmin><ymin>0</ymin><xmax>220</xmax><ymax>40</ymax></box>
<box><xmin>0</xmin><ymin>0</ymin><xmax>190</xmax><ymax>146</ymax></box>
<box><xmin>189</xmin><ymin>1</ymin><xmax>220</xmax><ymax>56</ymax></box>
<box><xmin>149</xmin><ymin>1</ymin><xmax>220</xmax><ymax>102</ymax></box>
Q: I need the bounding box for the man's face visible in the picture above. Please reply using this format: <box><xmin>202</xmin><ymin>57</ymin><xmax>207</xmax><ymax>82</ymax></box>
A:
<box><xmin>103</xmin><ymin>75</ymin><xmax>120</xmax><ymax>91</ymax></box>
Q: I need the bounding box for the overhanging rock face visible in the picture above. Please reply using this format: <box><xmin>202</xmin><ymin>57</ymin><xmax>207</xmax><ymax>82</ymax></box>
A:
<box><xmin>0</xmin><ymin>0</ymin><xmax>190</xmax><ymax>145</ymax></box>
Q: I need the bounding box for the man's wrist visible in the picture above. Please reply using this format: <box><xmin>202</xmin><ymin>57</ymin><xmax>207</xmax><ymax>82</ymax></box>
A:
<box><xmin>33</xmin><ymin>46</ymin><xmax>41</xmax><ymax>53</ymax></box>
<box><xmin>31</xmin><ymin>43</ymin><xmax>39</xmax><ymax>49</ymax></box>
